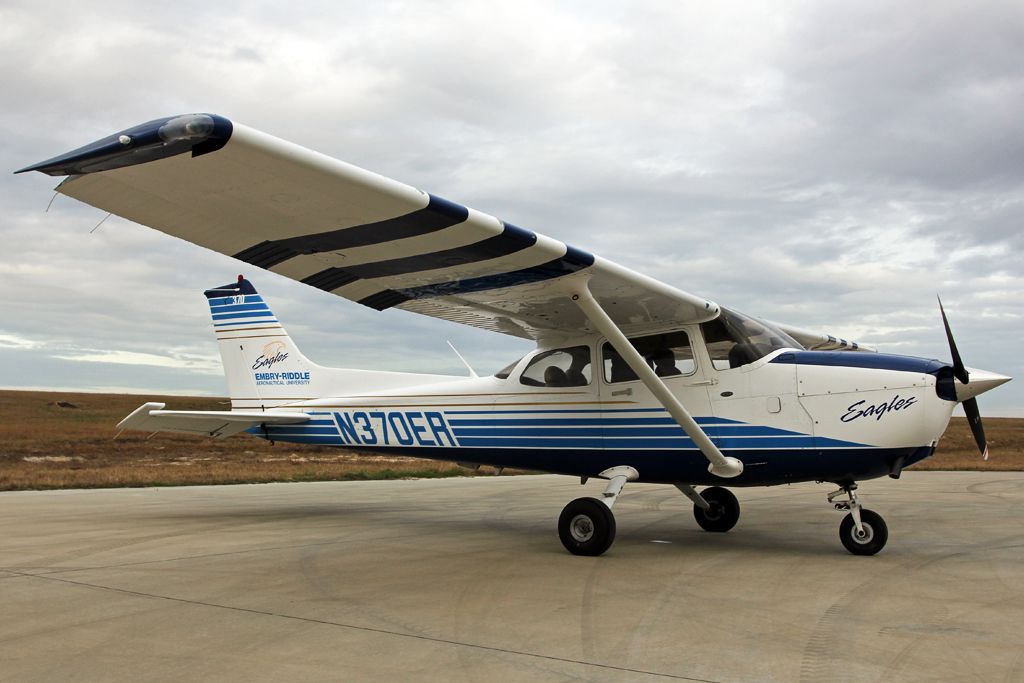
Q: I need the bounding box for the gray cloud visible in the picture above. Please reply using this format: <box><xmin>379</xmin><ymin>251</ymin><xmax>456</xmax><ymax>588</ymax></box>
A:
<box><xmin>1</xmin><ymin>1</ymin><xmax>1020</xmax><ymax>415</ymax></box>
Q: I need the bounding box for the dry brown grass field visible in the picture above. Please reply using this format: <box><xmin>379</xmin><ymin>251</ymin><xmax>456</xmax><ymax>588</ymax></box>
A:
<box><xmin>0</xmin><ymin>389</ymin><xmax>1020</xmax><ymax>491</ymax></box>
<box><xmin>0</xmin><ymin>390</ymin><xmax>480</xmax><ymax>490</ymax></box>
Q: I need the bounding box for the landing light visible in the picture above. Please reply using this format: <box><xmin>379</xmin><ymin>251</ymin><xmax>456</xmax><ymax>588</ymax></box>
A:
<box><xmin>158</xmin><ymin>114</ymin><xmax>215</xmax><ymax>143</ymax></box>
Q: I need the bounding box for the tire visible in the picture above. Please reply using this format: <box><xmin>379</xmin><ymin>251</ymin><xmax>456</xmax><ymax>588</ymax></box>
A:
<box><xmin>558</xmin><ymin>497</ymin><xmax>616</xmax><ymax>556</ymax></box>
<box><xmin>693</xmin><ymin>486</ymin><xmax>740</xmax><ymax>532</ymax></box>
<box><xmin>839</xmin><ymin>509</ymin><xmax>888</xmax><ymax>556</ymax></box>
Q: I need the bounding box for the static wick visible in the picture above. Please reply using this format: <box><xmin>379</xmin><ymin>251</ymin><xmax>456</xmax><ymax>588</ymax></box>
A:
<box><xmin>44</xmin><ymin>192</ymin><xmax>58</xmax><ymax>213</ymax></box>
<box><xmin>90</xmin><ymin>212</ymin><xmax>113</xmax><ymax>234</ymax></box>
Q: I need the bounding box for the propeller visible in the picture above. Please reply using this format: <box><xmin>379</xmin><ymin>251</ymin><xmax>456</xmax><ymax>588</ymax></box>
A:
<box><xmin>938</xmin><ymin>297</ymin><xmax>988</xmax><ymax>459</ymax></box>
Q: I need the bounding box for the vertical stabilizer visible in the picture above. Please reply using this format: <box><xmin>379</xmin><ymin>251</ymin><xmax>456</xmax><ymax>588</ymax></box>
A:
<box><xmin>205</xmin><ymin>276</ymin><xmax>316</xmax><ymax>408</ymax></box>
<box><xmin>205</xmin><ymin>276</ymin><xmax>466</xmax><ymax>409</ymax></box>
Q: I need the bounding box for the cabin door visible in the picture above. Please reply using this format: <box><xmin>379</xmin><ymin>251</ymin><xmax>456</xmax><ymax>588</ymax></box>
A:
<box><xmin>597</xmin><ymin>328</ymin><xmax>715</xmax><ymax>452</ymax></box>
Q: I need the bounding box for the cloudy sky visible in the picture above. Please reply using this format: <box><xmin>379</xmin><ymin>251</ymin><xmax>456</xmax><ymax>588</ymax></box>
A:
<box><xmin>2</xmin><ymin>0</ymin><xmax>1021</xmax><ymax>416</ymax></box>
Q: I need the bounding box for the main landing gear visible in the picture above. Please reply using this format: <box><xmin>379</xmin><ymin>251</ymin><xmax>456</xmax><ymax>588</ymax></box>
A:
<box><xmin>829</xmin><ymin>484</ymin><xmax>888</xmax><ymax>555</ymax></box>
<box><xmin>558</xmin><ymin>466</ymin><xmax>636</xmax><ymax>556</ymax></box>
<box><xmin>558</xmin><ymin>470</ymin><xmax>744</xmax><ymax>556</ymax></box>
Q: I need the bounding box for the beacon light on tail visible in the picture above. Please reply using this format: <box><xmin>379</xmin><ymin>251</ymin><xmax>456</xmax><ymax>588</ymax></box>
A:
<box><xmin>17</xmin><ymin>113</ymin><xmax>1012</xmax><ymax>556</ymax></box>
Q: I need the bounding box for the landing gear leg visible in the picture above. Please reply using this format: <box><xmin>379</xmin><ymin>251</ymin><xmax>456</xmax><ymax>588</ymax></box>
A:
<box><xmin>558</xmin><ymin>466</ymin><xmax>637</xmax><ymax>556</ymax></box>
<box><xmin>829</xmin><ymin>484</ymin><xmax>888</xmax><ymax>555</ymax></box>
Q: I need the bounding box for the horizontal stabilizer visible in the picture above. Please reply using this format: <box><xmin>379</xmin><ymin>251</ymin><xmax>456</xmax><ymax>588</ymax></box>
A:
<box><xmin>117</xmin><ymin>402</ymin><xmax>311</xmax><ymax>439</ymax></box>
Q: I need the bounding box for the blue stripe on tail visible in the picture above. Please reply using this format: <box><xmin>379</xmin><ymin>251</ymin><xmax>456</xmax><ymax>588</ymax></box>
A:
<box><xmin>204</xmin><ymin>278</ymin><xmax>279</xmax><ymax>328</ymax></box>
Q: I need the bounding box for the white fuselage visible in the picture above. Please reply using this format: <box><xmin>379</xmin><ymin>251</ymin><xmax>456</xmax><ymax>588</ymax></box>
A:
<box><xmin>250</xmin><ymin>329</ymin><xmax>957</xmax><ymax>486</ymax></box>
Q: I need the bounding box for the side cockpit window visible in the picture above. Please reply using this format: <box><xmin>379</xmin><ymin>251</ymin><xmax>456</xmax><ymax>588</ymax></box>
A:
<box><xmin>519</xmin><ymin>346</ymin><xmax>592</xmax><ymax>387</ymax></box>
<box><xmin>602</xmin><ymin>331</ymin><xmax>696</xmax><ymax>383</ymax></box>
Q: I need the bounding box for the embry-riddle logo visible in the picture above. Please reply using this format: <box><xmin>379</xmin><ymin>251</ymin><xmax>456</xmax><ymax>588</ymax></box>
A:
<box><xmin>252</xmin><ymin>341</ymin><xmax>289</xmax><ymax>371</ymax></box>
<box><xmin>252</xmin><ymin>341</ymin><xmax>310</xmax><ymax>386</ymax></box>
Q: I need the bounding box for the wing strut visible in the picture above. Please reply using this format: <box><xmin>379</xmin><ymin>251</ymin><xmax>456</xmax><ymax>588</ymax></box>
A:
<box><xmin>570</xmin><ymin>286</ymin><xmax>743</xmax><ymax>478</ymax></box>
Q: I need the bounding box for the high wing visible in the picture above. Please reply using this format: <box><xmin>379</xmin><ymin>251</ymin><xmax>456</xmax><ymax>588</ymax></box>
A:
<box><xmin>117</xmin><ymin>402</ymin><xmax>311</xmax><ymax>438</ymax></box>
<box><xmin>17</xmin><ymin>114</ymin><xmax>721</xmax><ymax>340</ymax></box>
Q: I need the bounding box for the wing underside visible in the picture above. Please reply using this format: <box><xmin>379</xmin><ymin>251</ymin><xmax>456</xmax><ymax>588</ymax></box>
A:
<box><xmin>21</xmin><ymin>114</ymin><xmax>720</xmax><ymax>340</ymax></box>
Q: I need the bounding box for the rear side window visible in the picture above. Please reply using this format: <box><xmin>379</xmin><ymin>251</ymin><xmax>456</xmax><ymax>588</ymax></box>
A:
<box><xmin>520</xmin><ymin>346</ymin><xmax>592</xmax><ymax>387</ymax></box>
<box><xmin>603</xmin><ymin>331</ymin><xmax>695</xmax><ymax>383</ymax></box>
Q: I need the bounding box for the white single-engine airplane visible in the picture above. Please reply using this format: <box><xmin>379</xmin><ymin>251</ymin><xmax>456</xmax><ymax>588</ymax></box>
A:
<box><xmin>18</xmin><ymin>113</ymin><xmax>1011</xmax><ymax>556</ymax></box>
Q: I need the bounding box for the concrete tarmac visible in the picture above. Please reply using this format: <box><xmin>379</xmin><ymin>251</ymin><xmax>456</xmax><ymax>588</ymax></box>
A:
<box><xmin>2</xmin><ymin>472</ymin><xmax>1023</xmax><ymax>682</ymax></box>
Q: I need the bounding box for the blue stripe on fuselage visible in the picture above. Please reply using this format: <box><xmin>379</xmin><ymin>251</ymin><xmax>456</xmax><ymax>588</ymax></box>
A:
<box><xmin>251</xmin><ymin>410</ymin><xmax>866</xmax><ymax>451</ymax></box>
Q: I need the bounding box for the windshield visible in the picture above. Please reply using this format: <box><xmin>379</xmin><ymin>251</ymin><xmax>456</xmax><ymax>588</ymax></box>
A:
<box><xmin>701</xmin><ymin>308</ymin><xmax>803</xmax><ymax>369</ymax></box>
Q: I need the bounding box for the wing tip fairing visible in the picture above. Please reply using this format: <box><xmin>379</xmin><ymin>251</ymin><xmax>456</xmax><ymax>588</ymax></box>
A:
<box><xmin>14</xmin><ymin>113</ymin><xmax>233</xmax><ymax>177</ymax></box>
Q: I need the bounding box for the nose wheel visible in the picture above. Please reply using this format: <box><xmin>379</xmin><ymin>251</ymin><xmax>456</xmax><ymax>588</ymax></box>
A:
<box><xmin>839</xmin><ymin>509</ymin><xmax>888</xmax><ymax>555</ymax></box>
<box><xmin>829</xmin><ymin>484</ymin><xmax>888</xmax><ymax>555</ymax></box>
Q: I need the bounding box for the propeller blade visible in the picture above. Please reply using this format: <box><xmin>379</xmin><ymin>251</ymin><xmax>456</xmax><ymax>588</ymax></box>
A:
<box><xmin>938</xmin><ymin>297</ymin><xmax>969</xmax><ymax>384</ymax></box>
<box><xmin>962</xmin><ymin>397</ymin><xmax>988</xmax><ymax>460</ymax></box>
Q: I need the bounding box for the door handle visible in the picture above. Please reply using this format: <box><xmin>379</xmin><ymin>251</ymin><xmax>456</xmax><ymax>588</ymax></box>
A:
<box><xmin>688</xmin><ymin>379</ymin><xmax>718</xmax><ymax>386</ymax></box>
<box><xmin>611</xmin><ymin>388</ymin><xmax>633</xmax><ymax>396</ymax></box>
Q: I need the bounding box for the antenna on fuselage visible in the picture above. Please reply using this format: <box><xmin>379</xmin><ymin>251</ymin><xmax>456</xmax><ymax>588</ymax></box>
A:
<box><xmin>446</xmin><ymin>340</ymin><xmax>479</xmax><ymax>378</ymax></box>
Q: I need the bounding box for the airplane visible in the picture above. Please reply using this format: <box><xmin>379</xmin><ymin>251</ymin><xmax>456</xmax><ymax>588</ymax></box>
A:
<box><xmin>17</xmin><ymin>113</ymin><xmax>1011</xmax><ymax>556</ymax></box>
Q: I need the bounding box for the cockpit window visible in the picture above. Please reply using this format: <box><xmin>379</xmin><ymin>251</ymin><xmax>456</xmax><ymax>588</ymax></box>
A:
<box><xmin>519</xmin><ymin>346</ymin><xmax>592</xmax><ymax>387</ymax></box>
<box><xmin>701</xmin><ymin>308</ymin><xmax>803</xmax><ymax>370</ymax></box>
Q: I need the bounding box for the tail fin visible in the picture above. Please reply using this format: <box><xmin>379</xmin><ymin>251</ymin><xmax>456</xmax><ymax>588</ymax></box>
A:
<box><xmin>205</xmin><ymin>276</ymin><xmax>316</xmax><ymax>408</ymax></box>
<box><xmin>205</xmin><ymin>275</ymin><xmax>466</xmax><ymax>409</ymax></box>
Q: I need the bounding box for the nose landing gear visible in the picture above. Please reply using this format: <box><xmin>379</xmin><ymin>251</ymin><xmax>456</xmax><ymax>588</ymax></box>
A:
<box><xmin>829</xmin><ymin>484</ymin><xmax>888</xmax><ymax>555</ymax></box>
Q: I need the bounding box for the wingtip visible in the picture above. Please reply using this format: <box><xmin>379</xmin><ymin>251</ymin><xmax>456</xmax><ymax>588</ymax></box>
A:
<box><xmin>12</xmin><ymin>113</ymin><xmax>233</xmax><ymax>178</ymax></box>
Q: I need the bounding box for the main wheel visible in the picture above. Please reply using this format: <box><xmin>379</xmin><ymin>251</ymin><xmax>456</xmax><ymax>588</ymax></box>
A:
<box><xmin>839</xmin><ymin>509</ymin><xmax>888</xmax><ymax>555</ymax></box>
<box><xmin>693</xmin><ymin>486</ymin><xmax>740</xmax><ymax>532</ymax></box>
<box><xmin>558</xmin><ymin>497</ymin><xmax>616</xmax><ymax>556</ymax></box>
